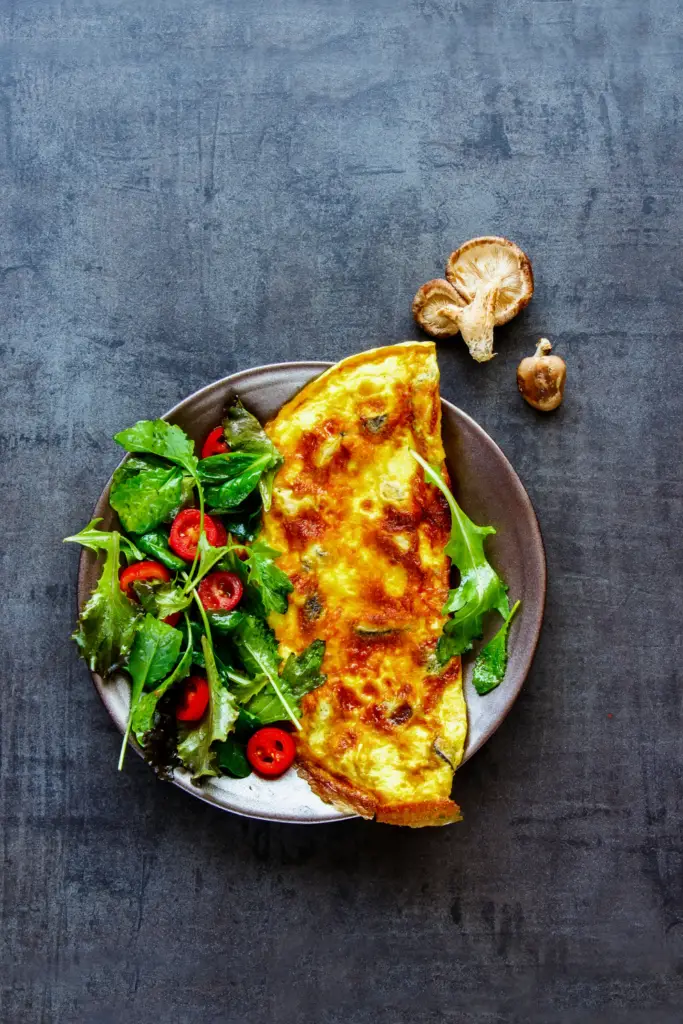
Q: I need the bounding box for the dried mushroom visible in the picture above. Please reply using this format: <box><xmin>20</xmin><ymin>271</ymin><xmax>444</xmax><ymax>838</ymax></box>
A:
<box><xmin>517</xmin><ymin>339</ymin><xmax>566</xmax><ymax>411</ymax></box>
<box><xmin>413</xmin><ymin>236</ymin><xmax>533</xmax><ymax>363</ymax></box>
<box><xmin>411</xmin><ymin>279</ymin><xmax>465</xmax><ymax>339</ymax></box>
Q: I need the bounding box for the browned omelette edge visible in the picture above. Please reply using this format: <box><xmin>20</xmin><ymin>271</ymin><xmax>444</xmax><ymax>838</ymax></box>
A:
<box><xmin>265</xmin><ymin>342</ymin><xmax>464</xmax><ymax>828</ymax></box>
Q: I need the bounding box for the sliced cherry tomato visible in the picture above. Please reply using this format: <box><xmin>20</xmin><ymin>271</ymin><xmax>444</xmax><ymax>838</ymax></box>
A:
<box><xmin>119</xmin><ymin>561</ymin><xmax>180</xmax><ymax>626</ymax></box>
<box><xmin>201</xmin><ymin>426</ymin><xmax>229</xmax><ymax>459</ymax></box>
<box><xmin>246</xmin><ymin>727</ymin><xmax>296</xmax><ymax>778</ymax></box>
<box><xmin>169</xmin><ymin>509</ymin><xmax>227</xmax><ymax>561</ymax></box>
<box><xmin>197</xmin><ymin>571</ymin><xmax>244</xmax><ymax>611</ymax></box>
<box><xmin>176</xmin><ymin>676</ymin><xmax>210</xmax><ymax>722</ymax></box>
<box><xmin>119</xmin><ymin>560</ymin><xmax>170</xmax><ymax>598</ymax></box>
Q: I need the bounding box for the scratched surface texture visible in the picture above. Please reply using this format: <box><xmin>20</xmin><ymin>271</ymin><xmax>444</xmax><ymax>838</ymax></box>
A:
<box><xmin>1</xmin><ymin>1</ymin><xmax>682</xmax><ymax>1022</ymax></box>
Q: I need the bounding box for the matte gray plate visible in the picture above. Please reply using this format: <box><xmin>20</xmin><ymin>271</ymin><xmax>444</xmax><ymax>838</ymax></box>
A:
<box><xmin>78</xmin><ymin>360</ymin><xmax>546</xmax><ymax>824</ymax></box>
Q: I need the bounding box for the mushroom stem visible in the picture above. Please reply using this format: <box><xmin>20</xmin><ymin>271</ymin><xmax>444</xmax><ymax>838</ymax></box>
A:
<box><xmin>536</xmin><ymin>338</ymin><xmax>553</xmax><ymax>357</ymax></box>
<box><xmin>457</xmin><ymin>286</ymin><xmax>499</xmax><ymax>363</ymax></box>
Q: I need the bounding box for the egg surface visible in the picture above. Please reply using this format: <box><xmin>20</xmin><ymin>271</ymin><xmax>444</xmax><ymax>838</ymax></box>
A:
<box><xmin>262</xmin><ymin>342</ymin><xmax>466</xmax><ymax>826</ymax></box>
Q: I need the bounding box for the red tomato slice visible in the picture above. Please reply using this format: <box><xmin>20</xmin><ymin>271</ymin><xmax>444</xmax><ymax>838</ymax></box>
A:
<box><xmin>119</xmin><ymin>560</ymin><xmax>171</xmax><ymax>599</ymax></box>
<box><xmin>197</xmin><ymin>571</ymin><xmax>244</xmax><ymax>612</ymax></box>
<box><xmin>246</xmin><ymin>727</ymin><xmax>296</xmax><ymax>778</ymax></box>
<box><xmin>119</xmin><ymin>561</ymin><xmax>180</xmax><ymax>626</ymax></box>
<box><xmin>176</xmin><ymin>676</ymin><xmax>210</xmax><ymax>722</ymax></box>
<box><xmin>169</xmin><ymin>509</ymin><xmax>227</xmax><ymax>561</ymax></box>
<box><xmin>201</xmin><ymin>425</ymin><xmax>229</xmax><ymax>459</ymax></box>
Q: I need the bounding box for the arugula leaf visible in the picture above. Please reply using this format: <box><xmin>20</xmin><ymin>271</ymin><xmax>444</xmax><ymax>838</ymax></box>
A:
<box><xmin>64</xmin><ymin>519</ymin><xmax>143</xmax><ymax>563</ymax></box>
<box><xmin>176</xmin><ymin>635</ymin><xmax>239</xmax><ymax>780</ymax></box>
<box><xmin>246</xmin><ymin>637</ymin><xmax>326</xmax><ymax>725</ymax></box>
<box><xmin>223</xmin><ymin>398</ymin><xmax>283</xmax><ymax>512</ymax></box>
<box><xmin>188</xmin><ymin>534</ymin><xmax>239</xmax><ymax>590</ymax></box>
<box><xmin>130</xmin><ymin>528</ymin><xmax>187</xmax><ymax>572</ymax></box>
<box><xmin>72</xmin><ymin>531</ymin><xmax>143</xmax><ymax>675</ymax></box>
<box><xmin>110</xmin><ymin>457</ymin><xmax>193</xmax><ymax>534</ymax></box>
<box><xmin>119</xmin><ymin>614</ymin><xmax>183</xmax><ymax>768</ymax></box>
<box><xmin>133</xmin><ymin>580</ymin><xmax>192</xmax><ymax>619</ymax></box>
<box><xmin>243</xmin><ymin>541</ymin><xmax>293</xmax><ymax>615</ymax></box>
<box><xmin>472</xmin><ymin>601</ymin><xmax>521</xmax><ymax>695</ymax></box>
<box><xmin>410</xmin><ymin>450</ymin><xmax>509</xmax><ymax>666</ymax></box>
<box><xmin>132</xmin><ymin>633</ymin><xmax>193</xmax><ymax>743</ymax></box>
<box><xmin>280</xmin><ymin>638</ymin><xmax>326</xmax><ymax>698</ymax></box>
<box><xmin>114</xmin><ymin>419</ymin><xmax>199</xmax><ymax>476</ymax></box>
<box><xmin>225</xmin><ymin>614</ymin><xmax>302</xmax><ymax>727</ymax></box>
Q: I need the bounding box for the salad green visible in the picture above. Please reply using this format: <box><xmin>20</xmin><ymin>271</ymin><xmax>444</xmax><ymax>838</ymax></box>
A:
<box><xmin>410</xmin><ymin>450</ymin><xmax>520</xmax><ymax>693</ymax></box>
<box><xmin>66</xmin><ymin>400</ymin><xmax>326</xmax><ymax>782</ymax></box>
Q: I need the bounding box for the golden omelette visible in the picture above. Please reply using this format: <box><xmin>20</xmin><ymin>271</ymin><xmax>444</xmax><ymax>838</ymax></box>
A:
<box><xmin>261</xmin><ymin>342</ymin><xmax>466</xmax><ymax>826</ymax></box>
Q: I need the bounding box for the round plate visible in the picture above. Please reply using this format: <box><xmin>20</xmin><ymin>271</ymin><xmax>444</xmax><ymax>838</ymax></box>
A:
<box><xmin>78</xmin><ymin>360</ymin><xmax>546</xmax><ymax>824</ymax></box>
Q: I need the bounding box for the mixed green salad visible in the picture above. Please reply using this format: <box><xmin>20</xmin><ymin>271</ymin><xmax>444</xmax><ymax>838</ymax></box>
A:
<box><xmin>65</xmin><ymin>400</ymin><xmax>519</xmax><ymax>787</ymax></box>
<box><xmin>65</xmin><ymin>399</ymin><xmax>326</xmax><ymax>782</ymax></box>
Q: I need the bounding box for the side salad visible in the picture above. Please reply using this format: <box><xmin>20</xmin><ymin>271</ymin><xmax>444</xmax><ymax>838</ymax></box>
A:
<box><xmin>65</xmin><ymin>399</ymin><xmax>326</xmax><ymax>783</ymax></box>
<box><xmin>65</xmin><ymin>400</ymin><xmax>519</xmax><ymax>787</ymax></box>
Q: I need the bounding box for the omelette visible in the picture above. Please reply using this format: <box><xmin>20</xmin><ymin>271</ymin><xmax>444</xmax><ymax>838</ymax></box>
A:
<box><xmin>261</xmin><ymin>342</ymin><xmax>466</xmax><ymax>826</ymax></box>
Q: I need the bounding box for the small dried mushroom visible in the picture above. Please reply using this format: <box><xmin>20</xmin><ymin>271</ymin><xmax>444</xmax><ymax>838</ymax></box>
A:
<box><xmin>413</xmin><ymin>236</ymin><xmax>534</xmax><ymax>363</ymax></box>
<box><xmin>517</xmin><ymin>339</ymin><xmax>566</xmax><ymax>411</ymax></box>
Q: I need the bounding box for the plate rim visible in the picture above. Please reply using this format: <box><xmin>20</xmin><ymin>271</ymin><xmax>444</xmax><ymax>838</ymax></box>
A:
<box><xmin>77</xmin><ymin>358</ymin><xmax>546</xmax><ymax>824</ymax></box>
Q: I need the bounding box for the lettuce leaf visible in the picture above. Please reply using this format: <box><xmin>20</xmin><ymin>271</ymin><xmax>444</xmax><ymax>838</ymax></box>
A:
<box><xmin>132</xmin><ymin>632</ymin><xmax>193</xmax><ymax>743</ymax></box>
<box><xmin>176</xmin><ymin>635</ymin><xmax>239</xmax><ymax>780</ymax></box>
<box><xmin>64</xmin><ymin>519</ymin><xmax>143</xmax><ymax>563</ymax></box>
<box><xmin>71</xmin><ymin>531</ymin><xmax>143</xmax><ymax>675</ymax></box>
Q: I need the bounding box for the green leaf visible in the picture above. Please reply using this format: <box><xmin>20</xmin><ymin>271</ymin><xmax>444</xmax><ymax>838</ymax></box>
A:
<box><xmin>130</xmin><ymin>528</ymin><xmax>187</xmax><ymax>572</ymax></box>
<box><xmin>132</xmin><ymin>636</ymin><xmax>193</xmax><ymax>743</ymax></box>
<box><xmin>219</xmin><ymin>492</ymin><xmax>263</xmax><ymax>543</ymax></box>
<box><xmin>189</xmin><ymin>534</ymin><xmax>239</xmax><ymax>589</ymax></box>
<box><xmin>114</xmin><ymin>419</ymin><xmax>199</xmax><ymax>476</ymax></box>
<box><xmin>223</xmin><ymin>398</ymin><xmax>283</xmax><ymax>511</ymax></box>
<box><xmin>410</xmin><ymin>450</ymin><xmax>509</xmax><ymax>665</ymax></box>
<box><xmin>243</xmin><ymin>541</ymin><xmax>293</xmax><ymax>615</ymax></box>
<box><xmin>472</xmin><ymin>601</ymin><xmax>521</xmax><ymax>695</ymax></box>
<box><xmin>110</xmin><ymin>457</ymin><xmax>193</xmax><ymax>534</ymax></box>
<box><xmin>207</xmin><ymin>609</ymin><xmax>246</xmax><ymax>634</ymax></box>
<box><xmin>215</xmin><ymin>735</ymin><xmax>252</xmax><ymax>778</ymax></box>
<box><xmin>71</xmin><ymin>531</ymin><xmax>143</xmax><ymax>675</ymax></box>
<box><xmin>226</xmin><ymin>614</ymin><xmax>300</xmax><ymax>727</ymax></box>
<box><xmin>64</xmin><ymin>519</ymin><xmax>143</xmax><ymax>563</ymax></box>
<box><xmin>198</xmin><ymin>452</ymin><xmax>266</xmax><ymax>483</ymax></box>
<box><xmin>246</xmin><ymin>637</ymin><xmax>326</xmax><ymax>726</ymax></box>
<box><xmin>234</xmin><ymin>707</ymin><xmax>263</xmax><ymax>736</ymax></box>
<box><xmin>204</xmin><ymin>453</ymin><xmax>273</xmax><ymax>510</ymax></box>
<box><xmin>133</xmin><ymin>580</ymin><xmax>192</xmax><ymax>619</ymax></box>
<box><xmin>118</xmin><ymin>613</ymin><xmax>183</xmax><ymax>769</ymax></box>
<box><xmin>280</xmin><ymin>639</ymin><xmax>326</xmax><ymax>699</ymax></box>
<box><xmin>128</xmin><ymin>615</ymin><xmax>183</xmax><ymax>695</ymax></box>
<box><xmin>176</xmin><ymin>635</ymin><xmax>239</xmax><ymax>780</ymax></box>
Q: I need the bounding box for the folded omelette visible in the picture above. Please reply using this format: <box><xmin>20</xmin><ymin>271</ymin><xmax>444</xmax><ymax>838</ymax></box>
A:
<box><xmin>261</xmin><ymin>342</ymin><xmax>466</xmax><ymax>826</ymax></box>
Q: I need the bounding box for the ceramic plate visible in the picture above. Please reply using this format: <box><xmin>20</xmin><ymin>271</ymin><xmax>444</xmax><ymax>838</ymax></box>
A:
<box><xmin>78</xmin><ymin>360</ymin><xmax>546</xmax><ymax>824</ymax></box>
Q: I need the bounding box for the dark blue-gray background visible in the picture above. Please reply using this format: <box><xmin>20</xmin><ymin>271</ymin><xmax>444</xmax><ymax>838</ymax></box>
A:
<box><xmin>2</xmin><ymin>1</ymin><xmax>682</xmax><ymax>1022</ymax></box>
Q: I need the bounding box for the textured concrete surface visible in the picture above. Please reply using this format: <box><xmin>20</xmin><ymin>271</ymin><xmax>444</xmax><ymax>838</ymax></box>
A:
<box><xmin>2</xmin><ymin>1</ymin><xmax>682</xmax><ymax>1022</ymax></box>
